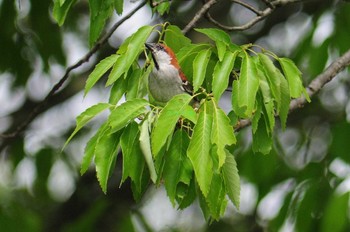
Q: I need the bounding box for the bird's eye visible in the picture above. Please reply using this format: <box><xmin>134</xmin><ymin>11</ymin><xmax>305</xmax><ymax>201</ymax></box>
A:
<box><xmin>156</xmin><ymin>44</ymin><xmax>165</xmax><ymax>51</ymax></box>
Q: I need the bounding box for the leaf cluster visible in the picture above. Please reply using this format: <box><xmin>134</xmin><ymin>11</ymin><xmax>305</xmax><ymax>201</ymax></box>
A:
<box><xmin>64</xmin><ymin>23</ymin><xmax>309</xmax><ymax>220</ymax></box>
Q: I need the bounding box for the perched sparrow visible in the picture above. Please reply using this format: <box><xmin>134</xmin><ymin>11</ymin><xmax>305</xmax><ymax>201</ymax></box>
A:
<box><xmin>145</xmin><ymin>43</ymin><xmax>193</xmax><ymax>104</ymax></box>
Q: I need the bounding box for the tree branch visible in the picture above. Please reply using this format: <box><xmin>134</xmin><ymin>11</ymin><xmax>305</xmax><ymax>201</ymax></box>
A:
<box><xmin>234</xmin><ymin>48</ymin><xmax>350</xmax><ymax>132</ymax></box>
<box><xmin>0</xmin><ymin>0</ymin><xmax>147</xmax><ymax>140</ymax></box>
<box><xmin>182</xmin><ymin>0</ymin><xmax>218</xmax><ymax>34</ymax></box>
<box><xmin>206</xmin><ymin>0</ymin><xmax>307</xmax><ymax>31</ymax></box>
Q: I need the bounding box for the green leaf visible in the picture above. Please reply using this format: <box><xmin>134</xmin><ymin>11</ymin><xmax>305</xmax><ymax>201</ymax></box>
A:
<box><xmin>258</xmin><ymin>54</ymin><xmax>290</xmax><ymax>129</ymax></box>
<box><xmin>120</xmin><ymin>122</ymin><xmax>145</xmax><ymax>192</ymax></box>
<box><xmin>216</xmin><ymin>40</ymin><xmax>227</xmax><ymax>62</ymax></box>
<box><xmin>139</xmin><ymin>117</ymin><xmax>157</xmax><ymax>183</ymax></box>
<box><xmin>252</xmin><ymin>116</ymin><xmax>272</xmax><ymax>154</ymax></box>
<box><xmin>195</xmin><ymin>28</ymin><xmax>231</xmax><ymax>44</ymax></box>
<box><xmin>154</xmin><ymin>1</ymin><xmax>170</xmax><ymax>15</ymax></box>
<box><xmin>255</xmin><ymin>61</ymin><xmax>275</xmax><ymax>133</ymax></box>
<box><xmin>114</xmin><ymin>0</ymin><xmax>123</xmax><ymax>15</ymax></box>
<box><xmin>151</xmin><ymin>94</ymin><xmax>192</xmax><ymax>156</ymax></box>
<box><xmin>126</xmin><ymin>66</ymin><xmax>150</xmax><ymax>100</ymax></box>
<box><xmin>238</xmin><ymin>52</ymin><xmax>259</xmax><ymax>117</ymax></box>
<box><xmin>163</xmin><ymin>130</ymin><xmax>192</xmax><ymax>205</ymax></box>
<box><xmin>85</xmin><ymin>54</ymin><xmax>119</xmax><ymax>96</ymax></box>
<box><xmin>211</xmin><ymin>100</ymin><xmax>236</xmax><ymax>168</ymax></box>
<box><xmin>53</xmin><ymin>0</ymin><xmax>77</xmax><ymax>26</ymax></box>
<box><xmin>64</xmin><ymin>103</ymin><xmax>112</xmax><ymax>148</ymax></box>
<box><xmin>279</xmin><ymin>74</ymin><xmax>290</xmax><ymax>130</ymax></box>
<box><xmin>321</xmin><ymin>193</ymin><xmax>349</xmax><ymax>232</ymax></box>
<box><xmin>106</xmin><ymin>25</ymin><xmax>153</xmax><ymax>86</ymax></box>
<box><xmin>164</xmin><ymin>25</ymin><xmax>191</xmax><ymax>53</ymax></box>
<box><xmin>212</xmin><ymin>50</ymin><xmax>238</xmax><ymax>100</ymax></box>
<box><xmin>80</xmin><ymin>123</ymin><xmax>107</xmax><ymax>175</ymax></box>
<box><xmin>108</xmin><ymin>76</ymin><xmax>128</xmax><ymax>105</ymax></box>
<box><xmin>108</xmin><ymin>98</ymin><xmax>149</xmax><ymax>133</ymax></box>
<box><xmin>279</xmin><ymin>57</ymin><xmax>309</xmax><ymax>100</ymax></box>
<box><xmin>193</xmin><ymin>48</ymin><xmax>212</xmax><ymax>92</ymax></box>
<box><xmin>231</xmin><ymin>80</ymin><xmax>246</xmax><ymax>118</ymax></box>
<box><xmin>89</xmin><ymin>0</ymin><xmax>114</xmax><ymax>47</ymax></box>
<box><xmin>95</xmin><ymin>126</ymin><xmax>122</xmax><ymax>193</ymax></box>
<box><xmin>177</xmin><ymin>178</ymin><xmax>196</xmax><ymax>209</ymax></box>
<box><xmin>222</xmin><ymin>150</ymin><xmax>240</xmax><ymax>209</ymax></box>
<box><xmin>187</xmin><ymin>101</ymin><xmax>213</xmax><ymax>197</ymax></box>
<box><xmin>206</xmin><ymin>173</ymin><xmax>228</xmax><ymax>220</ymax></box>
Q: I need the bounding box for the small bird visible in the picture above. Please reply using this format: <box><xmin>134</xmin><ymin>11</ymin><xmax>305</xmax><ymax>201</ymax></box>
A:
<box><xmin>145</xmin><ymin>43</ymin><xmax>193</xmax><ymax>105</ymax></box>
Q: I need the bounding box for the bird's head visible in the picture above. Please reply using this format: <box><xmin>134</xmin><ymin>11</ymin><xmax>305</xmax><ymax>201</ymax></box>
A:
<box><xmin>145</xmin><ymin>43</ymin><xmax>180</xmax><ymax>71</ymax></box>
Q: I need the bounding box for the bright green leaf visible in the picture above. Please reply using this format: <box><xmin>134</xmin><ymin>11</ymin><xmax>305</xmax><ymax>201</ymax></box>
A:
<box><xmin>164</xmin><ymin>25</ymin><xmax>191</xmax><ymax>53</ymax></box>
<box><xmin>108</xmin><ymin>99</ymin><xmax>148</xmax><ymax>133</ymax></box>
<box><xmin>64</xmin><ymin>103</ymin><xmax>112</xmax><ymax>148</ymax></box>
<box><xmin>187</xmin><ymin>101</ymin><xmax>213</xmax><ymax>197</ymax></box>
<box><xmin>95</xmin><ymin>126</ymin><xmax>122</xmax><ymax>193</ymax></box>
<box><xmin>107</xmin><ymin>25</ymin><xmax>153</xmax><ymax>85</ymax></box>
<box><xmin>238</xmin><ymin>52</ymin><xmax>259</xmax><ymax>117</ymax></box>
<box><xmin>108</xmin><ymin>76</ymin><xmax>128</xmax><ymax>105</ymax></box>
<box><xmin>151</xmin><ymin>94</ymin><xmax>192</xmax><ymax>156</ymax></box>
<box><xmin>80</xmin><ymin>123</ymin><xmax>107</xmax><ymax>175</ymax></box>
<box><xmin>85</xmin><ymin>54</ymin><xmax>119</xmax><ymax>96</ymax></box>
<box><xmin>216</xmin><ymin>40</ymin><xmax>227</xmax><ymax>62</ymax></box>
<box><xmin>222</xmin><ymin>150</ymin><xmax>240</xmax><ymax>209</ymax></box>
<box><xmin>193</xmin><ymin>48</ymin><xmax>212</xmax><ymax>92</ymax></box>
<box><xmin>279</xmin><ymin>73</ymin><xmax>290</xmax><ymax>130</ymax></box>
<box><xmin>210</xmin><ymin>100</ymin><xmax>236</xmax><ymax>168</ymax></box>
<box><xmin>212</xmin><ymin>50</ymin><xmax>238</xmax><ymax>100</ymax></box>
<box><xmin>139</xmin><ymin>118</ymin><xmax>157</xmax><ymax>183</ymax></box>
<box><xmin>279</xmin><ymin>57</ymin><xmax>309</xmax><ymax>100</ymax></box>
<box><xmin>195</xmin><ymin>28</ymin><xmax>231</xmax><ymax>44</ymax></box>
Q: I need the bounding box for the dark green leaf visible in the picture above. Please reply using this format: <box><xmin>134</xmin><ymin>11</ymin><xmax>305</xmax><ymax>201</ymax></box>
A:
<box><xmin>120</xmin><ymin>122</ymin><xmax>145</xmax><ymax>192</ymax></box>
<box><xmin>206</xmin><ymin>173</ymin><xmax>228</xmax><ymax>220</ymax></box>
<box><xmin>114</xmin><ymin>0</ymin><xmax>123</xmax><ymax>15</ymax></box>
<box><xmin>252</xmin><ymin>116</ymin><xmax>272</xmax><ymax>154</ymax></box>
<box><xmin>53</xmin><ymin>0</ymin><xmax>77</xmax><ymax>26</ymax></box>
<box><xmin>163</xmin><ymin>130</ymin><xmax>192</xmax><ymax>205</ymax></box>
<box><xmin>89</xmin><ymin>0</ymin><xmax>114</xmax><ymax>47</ymax></box>
<box><xmin>108</xmin><ymin>76</ymin><xmax>128</xmax><ymax>105</ymax></box>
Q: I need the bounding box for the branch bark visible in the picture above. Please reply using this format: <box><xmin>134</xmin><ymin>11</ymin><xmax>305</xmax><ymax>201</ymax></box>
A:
<box><xmin>234</xmin><ymin>48</ymin><xmax>350</xmax><ymax>132</ymax></box>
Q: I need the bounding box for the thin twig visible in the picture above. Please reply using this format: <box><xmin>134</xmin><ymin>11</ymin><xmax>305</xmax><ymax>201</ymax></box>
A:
<box><xmin>231</xmin><ymin>0</ymin><xmax>261</xmax><ymax>15</ymax></box>
<box><xmin>0</xmin><ymin>0</ymin><xmax>147</xmax><ymax>140</ymax></box>
<box><xmin>206</xmin><ymin>0</ymin><xmax>306</xmax><ymax>31</ymax></box>
<box><xmin>182</xmin><ymin>0</ymin><xmax>218</xmax><ymax>34</ymax></box>
<box><xmin>234</xmin><ymin>48</ymin><xmax>350</xmax><ymax>132</ymax></box>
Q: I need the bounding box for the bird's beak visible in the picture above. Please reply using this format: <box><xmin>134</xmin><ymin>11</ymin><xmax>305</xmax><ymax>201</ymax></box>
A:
<box><xmin>145</xmin><ymin>43</ymin><xmax>156</xmax><ymax>52</ymax></box>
